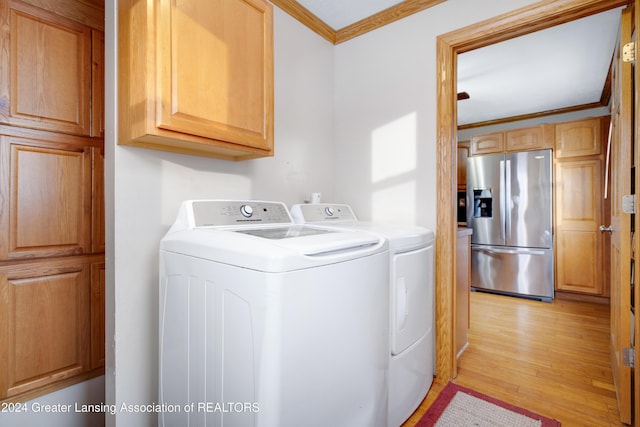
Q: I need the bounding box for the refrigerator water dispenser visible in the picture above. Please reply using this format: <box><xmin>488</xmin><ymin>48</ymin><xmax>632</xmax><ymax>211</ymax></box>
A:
<box><xmin>472</xmin><ymin>189</ymin><xmax>493</xmax><ymax>218</ymax></box>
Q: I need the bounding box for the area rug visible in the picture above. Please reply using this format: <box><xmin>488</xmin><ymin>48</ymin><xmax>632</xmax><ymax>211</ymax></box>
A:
<box><xmin>416</xmin><ymin>382</ymin><xmax>561</xmax><ymax>426</ymax></box>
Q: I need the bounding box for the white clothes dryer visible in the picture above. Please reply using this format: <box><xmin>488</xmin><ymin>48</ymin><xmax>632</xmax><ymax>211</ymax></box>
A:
<box><xmin>290</xmin><ymin>203</ymin><xmax>435</xmax><ymax>427</ymax></box>
<box><xmin>159</xmin><ymin>200</ymin><xmax>390</xmax><ymax>427</ymax></box>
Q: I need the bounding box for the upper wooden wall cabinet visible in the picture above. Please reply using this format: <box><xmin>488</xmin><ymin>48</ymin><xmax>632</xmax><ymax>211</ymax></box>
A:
<box><xmin>554</xmin><ymin>117</ymin><xmax>604</xmax><ymax>158</ymax></box>
<box><xmin>118</xmin><ymin>0</ymin><xmax>274</xmax><ymax>161</ymax></box>
<box><xmin>469</xmin><ymin>125</ymin><xmax>553</xmax><ymax>156</ymax></box>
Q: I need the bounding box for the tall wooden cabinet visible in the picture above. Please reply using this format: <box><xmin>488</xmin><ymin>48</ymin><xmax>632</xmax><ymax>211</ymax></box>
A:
<box><xmin>0</xmin><ymin>0</ymin><xmax>104</xmax><ymax>402</ymax></box>
<box><xmin>118</xmin><ymin>0</ymin><xmax>274</xmax><ymax>160</ymax></box>
<box><xmin>554</xmin><ymin>117</ymin><xmax>609</xmax><ymax>296</ymax></box>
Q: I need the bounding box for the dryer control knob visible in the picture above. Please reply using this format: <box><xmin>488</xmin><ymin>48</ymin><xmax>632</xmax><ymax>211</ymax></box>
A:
<box><xmin>324</xmin><ymin>207</ymin><xmax>334</xmax><ymax>216</ymax></box>
<box><xmin>240</xmin><ymin>205</ymin><xmax>253</xmax><ymax>218</ymax></box>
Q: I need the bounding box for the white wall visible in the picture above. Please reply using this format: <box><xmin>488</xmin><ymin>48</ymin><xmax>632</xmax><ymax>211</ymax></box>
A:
<box><xmin>104</xmin><ymin>5</ymin><xmax>334</xmax><ymax>427</ymax></box>
<box><xmin>334</xmin><ymin>0</ymin><xmax>539</xmax><ymax>227</ymax></box>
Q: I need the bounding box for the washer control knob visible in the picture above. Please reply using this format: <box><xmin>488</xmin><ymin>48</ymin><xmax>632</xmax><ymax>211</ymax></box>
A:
<box><xmin>324</xmin><ymin>206</ymin><xmax>334</xmax><ymax>216</ymax></box>
<box><xmin>240</xmin><ymin>205</ymin><xmax>253</xmax><ymax>218</ymax></box>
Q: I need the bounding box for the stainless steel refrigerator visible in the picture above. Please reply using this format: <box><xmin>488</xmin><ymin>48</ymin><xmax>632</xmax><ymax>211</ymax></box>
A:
<box><xmin>466</xmin><ymin>149</ymin><xmax>553</xmax><ymax>300</ymax></box>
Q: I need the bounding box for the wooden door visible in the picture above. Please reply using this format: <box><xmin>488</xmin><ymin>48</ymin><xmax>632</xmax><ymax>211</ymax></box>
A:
<box><xmin>609</xmin><ymin>6</ymin><xmax>633</xmax><ymax>424</ymax></box>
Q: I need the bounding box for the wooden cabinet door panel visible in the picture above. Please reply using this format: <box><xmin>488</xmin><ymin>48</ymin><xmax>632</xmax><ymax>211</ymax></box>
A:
<box><xmin>555</xmin><ymin>117</ymin><xmax>603</xmax><ymax>158</ymax></box>
<box><xmin>506</xmin><ymin>126</ymin><xmax>544</xmax><ymax>151</ymax></box>
<box><xmin>0</xmin><ymin>135</ymin><xmax>91</xmax><ymax>260</ymax></box>
<box><xmin>556</xmin><ymin>230</ymin><xmax>602</xmax><ymax>294</ymax></box>
<box><xmin>0</xmin><ymin>1</ymin><xmax>91</xmax><ymax>136</ymax></box>
<box><xmin>555</xmin><ymin>160</ymin><xmax>601</xmax><ymax>229</ymax></box>
<box><xmin>156</xmin><ymin>0</ymin><xmax>273</xmax><ymax>150</ymax></box>
<box><xmin>0</xmin><ymin>264</ymin><xmax>90</xmax><ymax>398</ymax></box>
<box><xmin>470</xmin><ymin>132</ymin><xmax>504</xmax><ymax>155</ymax></box>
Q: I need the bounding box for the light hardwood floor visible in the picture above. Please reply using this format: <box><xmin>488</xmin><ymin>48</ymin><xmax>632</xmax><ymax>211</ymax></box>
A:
<box><xmin>403</xmin><ymin>291</ymin><xmax>622</xmax><ymax>427</ymax></box>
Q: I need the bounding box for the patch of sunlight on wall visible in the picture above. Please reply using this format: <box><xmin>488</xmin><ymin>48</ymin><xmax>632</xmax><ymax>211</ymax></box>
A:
<box><xmin>370</xmin><ymin>112</ymin><xmax>417</xmax><ymax>224</ymax></box>
<box><xmin>371</xmin><ymin>112</ymin><xmax>417</xmax><ymax>183</ymax></box>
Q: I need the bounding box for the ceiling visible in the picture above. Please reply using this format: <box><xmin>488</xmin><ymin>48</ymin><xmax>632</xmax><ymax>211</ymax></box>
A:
<box><xmin>457</xmin><ymin>8</ymin><xmax>622</xmax><ymax>126</ymax></box>
<box><xmin>289</xmin><ymin>1</ymin><xmax>622</xmax><ymax>127</ymax></box>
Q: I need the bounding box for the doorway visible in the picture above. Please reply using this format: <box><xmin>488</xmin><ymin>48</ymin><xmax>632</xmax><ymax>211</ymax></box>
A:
<box><xmin>433</xmin><ymin>0</ymin><xmax>632</xmax><ymax>396</ymax></box>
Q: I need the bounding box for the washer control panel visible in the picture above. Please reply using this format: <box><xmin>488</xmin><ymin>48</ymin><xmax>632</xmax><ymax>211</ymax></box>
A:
<box><xmin>290</xmin><ymin>203</ymin><xmax>357</xmax><ymax>223</ymax></box>
<box><xmin>192</xmin><ymin>200</ymin><xmax>292</xmax><ymax>226</ymax></box>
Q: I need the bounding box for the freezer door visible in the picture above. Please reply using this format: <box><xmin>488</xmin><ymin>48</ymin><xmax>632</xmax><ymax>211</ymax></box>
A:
<box><xmin>471</xmin><ymin>245</ymin><xmax>554</xmax><ymax>299</ymax></box>
<box><xmin>466</xmin><ymin>153</ymin><xmax>505</xmax><ymax>246</ymax></box>
<box><xmin>506</xmin><ymin>149</ymin><xmax>553</xmax><ymax>248</ymax></box>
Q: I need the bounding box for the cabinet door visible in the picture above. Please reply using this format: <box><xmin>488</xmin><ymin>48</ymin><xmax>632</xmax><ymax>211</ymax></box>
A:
<box><xmin>555</xmin><ymin>159</ymin><xmax>604</xmax><ymax>294</ymax></box>
<box><xmin>0</xmin><ymin>1</ymin><xmax>92</xmax><ymax>136</ymax></box>
<box><xmin>0</xmin><ymin>134</ymin><xmax>92</xmax><ymax>260</ymax></box>
<box><xmin>0</xmin><ymin>262</ymin><xmax>91</xmax><ymax>399</ymax></box>
<box><xmin>506</xmin><ymin>126</ymin><xmax>549</xmax><ymax>151</ymax></box>
<box><xmin>156</xmin><ymin>0</ymin><xmax>273</xmax><ymax>150</ymax></box>
<box><xmin>555</xmin><ymin>117</ymin><xmax>603</xmax><ymax>158</ymax></box>
<box><xmin>470</xmin><ymin>132</ymin><xmax>504</xmax><ymax>155</ymax></box>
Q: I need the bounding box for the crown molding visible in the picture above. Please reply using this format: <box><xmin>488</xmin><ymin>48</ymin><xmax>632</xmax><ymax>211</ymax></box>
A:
<box><xmin>271</xmin><ymin>0</ymin><xmax>446</xmax><ymax>45</ymax></box>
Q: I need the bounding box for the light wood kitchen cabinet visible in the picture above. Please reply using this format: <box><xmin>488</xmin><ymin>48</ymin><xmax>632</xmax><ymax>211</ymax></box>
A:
<box><xmin>506</xmin><ymin>125</ymin><xmax>553</xmax><ymax>152</ymax></box>
<box><xmin>118</xmin><ymin>0</ymin><xmax>274</xmax><ymax>160</ymax></box>
<box><xmin>470</xmin><ymin>125</ymin><xmax>552</xmax><ymax>156</ymax></box>
<box><xmin>0</xmin><ymin>0</ymin><xmax>105</xmax><ymax>403</ymax></box>
<box><xmin>470</xmin><ymin>132</ymin><xmax>504</xmax><ymax>155</ymax></box>
<box><xmin>555</xmin><ymin>117</ymin><xmax>603</xmax><ymax>158</ymax></box>
<box><xmin>0</xmin><ymin>131</ymin><xmax>95</xmax><ymax>260</ymax></box>
<box><xmin>0</xmin><ymin>1</ymin><xmax>102</xmax><ymax>137</ymax></box>
<box><xmin>0</xmin><ymin>259</ymin><xmax>95</xmax><ymax>399</ymax></box>
<box><xmin>554</xmin><ymin>118</ymin><xmax>608</xmax><ymax>296</ymax></box>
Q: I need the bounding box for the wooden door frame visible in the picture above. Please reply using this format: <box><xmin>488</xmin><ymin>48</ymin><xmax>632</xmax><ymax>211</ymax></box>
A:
<box><xmin>435</xmin><ymin>0</ymin><xmax>632</xmax><ymax>382</ymax></box>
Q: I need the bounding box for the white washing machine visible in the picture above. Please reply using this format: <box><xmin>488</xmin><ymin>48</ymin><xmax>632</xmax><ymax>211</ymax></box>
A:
<box><xmin>159</xmin><ymin>200</ymin><xmax>390</xmax><ymax>427</ymax></box>
<box><xmin>290</xmin><ymin>203</ymin><xmax>435</xmax><ymax>427</ymax></box>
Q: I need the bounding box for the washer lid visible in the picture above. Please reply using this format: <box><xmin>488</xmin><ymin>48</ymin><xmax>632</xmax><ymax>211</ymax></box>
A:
<box><xmin>235</xmin><ymin>225</ymin><xmax>333</xmax><ymax>240</ymax></box>
<box><xmin>161</xmin><ymin>225</ymin><xmax>386</xmax><ymax>272</ymax></box>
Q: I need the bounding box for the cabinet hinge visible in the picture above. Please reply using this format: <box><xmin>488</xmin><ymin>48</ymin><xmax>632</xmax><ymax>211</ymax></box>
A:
<box><xmin>623</xmin><ymin>348</ymin><xmax>635</xmax><ymax>368</ymax></box>
<box><xmin>623</xmin><ymin>42</ymin><xmax>636</xmax><ymax>63</ymax></box>
<box><xmin>622</xmin><ymin>194</ymin><xmax>636</xmax><ymax>214</ymax></box>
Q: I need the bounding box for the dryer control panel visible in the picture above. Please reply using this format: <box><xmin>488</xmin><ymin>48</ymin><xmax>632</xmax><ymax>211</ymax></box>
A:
<box><xmin>192</xmin><ymin>200</ymin><xmax>292</xmax><ymax>226</ymax></box>
<box><xmin>290</xmin><ymin>203</ymin><xmax>357</xmax><ymax>223</ymax></box>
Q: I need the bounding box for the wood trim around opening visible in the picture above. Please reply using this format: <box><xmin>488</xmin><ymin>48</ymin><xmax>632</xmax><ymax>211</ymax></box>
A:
<box><xmin>435</xmin><ymin>0</ymin><xmax>631</xmax><ymax>384</ymax></box>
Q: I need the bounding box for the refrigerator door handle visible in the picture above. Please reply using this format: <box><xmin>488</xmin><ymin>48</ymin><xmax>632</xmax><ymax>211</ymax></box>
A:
<box><xmin>505</xmin><ymin>159</ymin><xmax>512</xmax><ymax>242</ymax></box>
<box><xmin>476</xmin><ymin>246</ymin><xmax>546</xmax><ymax>256</ymax></box>
<box><xmin>499</xmin><ymin>159</ymin><xmax>506</xmax><ymax>241</ymax></box>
